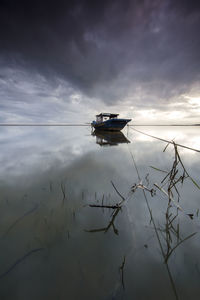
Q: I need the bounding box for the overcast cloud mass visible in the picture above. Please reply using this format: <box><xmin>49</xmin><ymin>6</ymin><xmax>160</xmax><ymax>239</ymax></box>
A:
<box><xmin>0</xmin><ymin>0</ymin><xmax>200</xmax><ymax>124</ymax></box>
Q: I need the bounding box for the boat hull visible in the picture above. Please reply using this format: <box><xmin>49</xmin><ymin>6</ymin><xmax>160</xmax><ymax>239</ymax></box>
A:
<box><xmin>91</xmin><ymin>118</ymin><xmax>131</xmax><ymax>131</ymax></box>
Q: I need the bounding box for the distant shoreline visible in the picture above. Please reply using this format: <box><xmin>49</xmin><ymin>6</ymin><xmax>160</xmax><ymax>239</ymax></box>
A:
<box><xmin>0</xmin><ymin>124</ymin><xmax>89</xmax><ymax>126</ymax></box>
<box><xmin>0</xmin><ymin>123</ymin><xmax>199</xmax><ymax>127</ymax></box>
<box><xmin>130</xmin><ymin>124</ymin><xmax>200</xmax><ymax>126</ymax></box>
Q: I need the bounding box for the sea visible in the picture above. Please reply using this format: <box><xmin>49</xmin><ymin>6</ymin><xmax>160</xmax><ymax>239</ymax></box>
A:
<box><xmin>0</xmin><ymin>125</ymin><xmax>199</xmax><ymax>300</ymax></box>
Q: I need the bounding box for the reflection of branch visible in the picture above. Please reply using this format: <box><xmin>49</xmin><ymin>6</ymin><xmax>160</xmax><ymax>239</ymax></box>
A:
<box><xmin>61</xmin><ymin>182</ymin><xmax>66</xmax><ymax>205</ymax></box>
<box><xmin>87</xmin><ymin>181</ymin><xmax>126</xmax><ymax>235</ymax></box>
<box><xmin>89</xmin><ymin>204</ymin><xmax>120</xmax><ymax>209</ymax></box>
<box><xmin>165</xmin><ymin>232</ymin><xmax>197</xmax><ymax>263</ymax></box>
<box><xmin>119</xmin><ymin>256</ymin><xmax>126</xmax><ymax>290</ymax></box>
<box><xmin>85</xmin><ymin>207</ymin><xmax>121</xmax><ymax>235</ymax></box>
<box><xmin>111</xmin><ymin>181</ymin><xmax>125</xmax><ymax>205</ymax></box>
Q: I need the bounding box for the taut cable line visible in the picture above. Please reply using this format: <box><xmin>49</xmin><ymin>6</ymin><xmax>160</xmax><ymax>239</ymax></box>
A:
<box><xmin>129</xmin><ymin>126</ymin><xmax>200</xmax><ymax>153</ymax></box>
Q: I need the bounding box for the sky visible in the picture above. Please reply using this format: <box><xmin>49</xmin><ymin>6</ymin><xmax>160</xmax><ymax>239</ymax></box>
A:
<box><xmin>0</xmin><ymin>0</ymin><xmax>200</xmax><ymax>124</ymax></box>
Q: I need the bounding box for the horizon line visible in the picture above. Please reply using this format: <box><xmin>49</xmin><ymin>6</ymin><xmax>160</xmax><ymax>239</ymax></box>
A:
<box><xmin>0</xmin><ymin>123</ymin><xmax>199</xmax><ymax>127</ymax></box>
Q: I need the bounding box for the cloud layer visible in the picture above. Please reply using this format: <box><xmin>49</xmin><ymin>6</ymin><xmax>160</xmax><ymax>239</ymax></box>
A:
<box><xmin>0</xmin><ymin>0</ymin><xmax>200</xmax><ymax>123</ymax></box>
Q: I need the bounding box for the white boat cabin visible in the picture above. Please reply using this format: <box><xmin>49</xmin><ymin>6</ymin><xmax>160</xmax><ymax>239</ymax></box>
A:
<box><xmin>96</xmin><ymin>113</ymin><xmax>119</xmax><ymax>123</ymax></box>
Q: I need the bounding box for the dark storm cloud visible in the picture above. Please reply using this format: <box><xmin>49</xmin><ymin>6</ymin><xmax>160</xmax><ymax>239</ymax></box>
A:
<box><xmin>169</xmin><ymin>0</ymin><xmax>200</xmax><ymax>14</ymax></box>
<box><xmin>0</xmin><ymin>0</ymin><xmax>200</xmax><ymax>103</ymax></box>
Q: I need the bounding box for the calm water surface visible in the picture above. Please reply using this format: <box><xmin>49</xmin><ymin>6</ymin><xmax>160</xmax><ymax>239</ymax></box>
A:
<box><xmin>0</xmin><ymin>126</ymin><xmax>200</xmax><ymax>300</ymax></box>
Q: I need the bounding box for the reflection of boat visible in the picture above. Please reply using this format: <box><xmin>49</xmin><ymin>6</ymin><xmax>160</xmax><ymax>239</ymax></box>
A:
<box><xmin>92</xmin><ymin>130</ymin><xmax>130</xmax><ymax>146</ymax></box>
<box><xmin>91</xmin><ymin>113</ymin><xmax>131</xmax><ymax>131</ymax></box>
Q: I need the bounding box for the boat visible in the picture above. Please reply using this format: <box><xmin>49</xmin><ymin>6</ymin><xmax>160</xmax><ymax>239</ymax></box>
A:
<box><xmin>91</xmin><ymin>113</ymin><xmax>131</xmax><ymax>131</ymax></box>
<box><xmin>92</xmin><ymin>130</ymin><xmax>130</xmax><ymax>146</ymax></box>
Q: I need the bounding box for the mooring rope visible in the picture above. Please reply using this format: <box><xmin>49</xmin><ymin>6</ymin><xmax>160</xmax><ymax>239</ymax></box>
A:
<box><xmin>129</xmin><ymin>126</ymin><xmax>200</xmax><ymax>153</ymax></box>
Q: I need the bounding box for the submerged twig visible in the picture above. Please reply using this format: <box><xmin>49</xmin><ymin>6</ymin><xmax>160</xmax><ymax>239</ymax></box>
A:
<box><xmin>3</xmin><ymin>204</ymin><xmax>38</xmax><ymax>237</ymax></box>
<box><xmin>131</xmin><ymin>182</ymin><xmax>156</xmax><ymax>197</ymax></box>
<box><xmin>0</xmin><ymin>248</ymin><xmax>44</xmax><ymax>279</ymax></box>
<box><xmin>61</xmin><ymin>182</ymin><xmax>66</xmax><ymax>205</ymax></box>
<box><xmin>49</xmin><ymin>181</ymin><xmax>53</xmax><ymax>192</ymax></box>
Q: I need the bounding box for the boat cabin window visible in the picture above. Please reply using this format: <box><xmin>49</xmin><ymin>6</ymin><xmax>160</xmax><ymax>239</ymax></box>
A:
<box><xmin>96</xmin><ymin>113</ymin><xmax>119</xmax><ymax>122</ymax></box>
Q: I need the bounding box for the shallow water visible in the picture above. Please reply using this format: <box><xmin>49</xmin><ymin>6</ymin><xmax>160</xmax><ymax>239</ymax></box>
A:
<box><xmin>0</xmin><ymin>125</ymin><xmax>200</xmax><ymax>300</ymax></box>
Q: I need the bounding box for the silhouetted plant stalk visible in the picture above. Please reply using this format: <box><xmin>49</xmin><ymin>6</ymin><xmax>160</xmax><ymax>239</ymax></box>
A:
<box><xmin>128</xmin><ymin>141</ymin><xmax>199</xmax><ymax>300</ymax></box>
<box><xmin>152</xmin><ymin>142</ymin><xmax>199</xmax><ymax>218</ymax></box>
<box><xmin>87</xmin><ymin>141</ymin><xmax>198</xmax><ymax>298</ymax></box>
<box><xmin>131</xmin><ymin>182</ymin><xmax>156</xmax><ymax>196</ymax></box>
<box><xmin>149</xmin><ymin>142</ymin><xmax>197</xmax><ymax>261</ymax></box>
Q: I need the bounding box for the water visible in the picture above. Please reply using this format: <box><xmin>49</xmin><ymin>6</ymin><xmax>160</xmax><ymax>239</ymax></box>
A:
<box><xmin>0</xmin><ymin>125</ymin><xmax>200</xmax><ymax>299</ymax></box>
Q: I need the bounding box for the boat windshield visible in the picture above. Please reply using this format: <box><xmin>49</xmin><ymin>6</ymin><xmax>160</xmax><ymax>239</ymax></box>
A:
<box><xmin>96</xmin><ymin>113</ymin><xmax>118</xmax><ymax>122</ymax></box>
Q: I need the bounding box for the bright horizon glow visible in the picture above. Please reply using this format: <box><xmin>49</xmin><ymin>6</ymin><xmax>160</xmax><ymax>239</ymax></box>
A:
<box><xmin>183</xmin><ymin>95</ymin><xmax>200</xmax><ymax>106</ymax></box>
<box><xmin>0</xmin><ymin>68</ymin><xmax>199</xmax><ymax>126</ymax></box>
